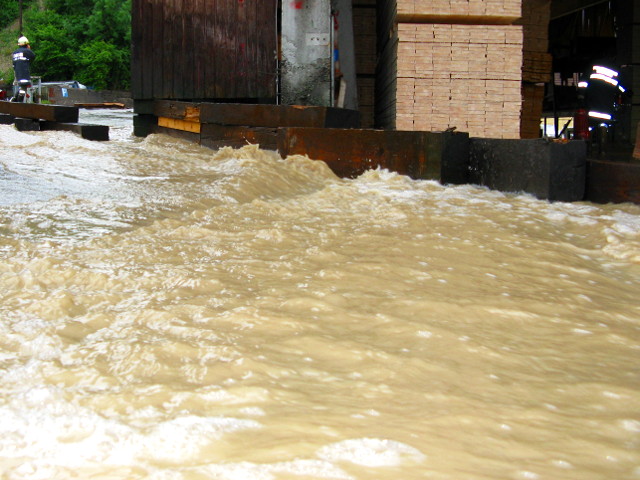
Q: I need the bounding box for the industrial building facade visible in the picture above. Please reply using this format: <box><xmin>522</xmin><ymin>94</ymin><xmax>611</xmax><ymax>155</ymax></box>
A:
<box><xmin>132</xmin><ymin>0</ymin><xmax>637</xmax><ymax>142</ymax></box>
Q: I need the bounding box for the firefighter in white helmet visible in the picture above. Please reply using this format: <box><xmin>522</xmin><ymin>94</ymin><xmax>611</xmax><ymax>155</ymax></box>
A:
<box><xmin>12</xmin><ymin>36</ymin><xmax>36</xmax><ymax>97</ymax></box>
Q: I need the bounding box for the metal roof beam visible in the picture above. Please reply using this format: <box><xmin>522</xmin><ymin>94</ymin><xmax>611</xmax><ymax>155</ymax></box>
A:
<box><xmin>551</xmin><ymin>0</ymin><xmax>610</xmax><ymax>20</ymax></box>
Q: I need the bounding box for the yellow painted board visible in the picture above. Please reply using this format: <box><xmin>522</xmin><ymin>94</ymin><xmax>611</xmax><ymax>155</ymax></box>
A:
<box><xmin>158</xmin><ymin>116</ymin><xmax>201</xmax><ymax>133</ymax></box>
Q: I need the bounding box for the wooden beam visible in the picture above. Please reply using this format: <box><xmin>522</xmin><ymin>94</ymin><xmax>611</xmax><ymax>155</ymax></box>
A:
<box><xmin>157</xmin><ymin>116</ymin><xmax>201</xmax><ymax>133</ymax></box>
<box><xmin>152</xmin><ymin>124</ymin><xmax>201</xmax><ymax>144</ymax></box>
<box><xmin>153</xmin><ymin>101</ymin><xmax>360</xmax><ymax>128</ymax></box>
<box><xmin>396</xmin><ymin>13</ymin><xmax>521</xmax><ymax>25</ymax></box>
<box><xmin>14</xmin><ymin>118</ymin><xmax>40</xmax><ymax>131</ymax></box>
<box><xmin>200</xmin><ymin>104</ymin><xmax>360</xmax><ymax>128</ymax></box>
<box><xmin>0</xmin><ymin>113</ymin><xmax>14</xmax><ymax>124</ymax></box>
<box><xmin>154</xmin><ymin>101</ymin><xmax>200</xmax><ymax>122</ymax></box>
<box><xmin>201</xmin><ymin>124</ymin><xmax>278</xmax><ymax>150</ymax></box>
<box><xmin>0</xmin><ymin>102</ymin><xmax>78</xmax><ymax>122</ymax></box>
<box><xmin>276</xmin><ymin>127</ymin><xmax>469</xmax><ymax>182</ymax></box>
<box><xmin>40</xmin><ymin>122</ymin><xmax>109</xmax><ymax>141</ymax></box>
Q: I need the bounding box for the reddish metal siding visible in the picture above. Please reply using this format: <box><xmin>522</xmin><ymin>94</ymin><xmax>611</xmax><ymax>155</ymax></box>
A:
<box><xmin>132</xmin><ymin>0</ymin><xmax>277</xmax><ymax>101</ymax></box>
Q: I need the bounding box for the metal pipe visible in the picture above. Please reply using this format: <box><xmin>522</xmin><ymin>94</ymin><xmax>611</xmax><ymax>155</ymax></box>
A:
<box><xmin>329</xmin><ymin>7</ymin><xmax>335</xmax><ymax>107</ymax></box>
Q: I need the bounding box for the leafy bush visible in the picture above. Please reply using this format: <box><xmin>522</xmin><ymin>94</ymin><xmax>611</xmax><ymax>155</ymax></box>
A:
<box><xmin>23</xmin><ymin>11</ymin><xmax>76</xmax><ymax>80</ymax></box>
<box><xmin>76</xmin><ymin>40</ymin><xmax>129</xmax><ymax>90</ymax></box>
<box><xmin>19</xmin><ymin>0</ymin><xmax>131</xmax><ymax>89</ymax></box>
<box><xmin>0</xmin><ymin>0</ymin><xmax>19</xmax><ymax>30</ymax></box>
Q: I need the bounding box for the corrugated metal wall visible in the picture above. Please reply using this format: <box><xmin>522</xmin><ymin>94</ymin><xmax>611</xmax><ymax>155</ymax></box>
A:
<box><xmin>132</xmin><ymin>0</ymin><xmax>278</xmax><ymax>101</ymax></box>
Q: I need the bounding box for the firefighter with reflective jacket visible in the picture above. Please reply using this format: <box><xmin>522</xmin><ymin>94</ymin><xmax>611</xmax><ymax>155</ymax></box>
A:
<box><xmin>12</xmin><ymin>36</ymin><xmax>35</xmax><ymax>99</ymax></box>
<box><xmin>578</xmin><ymin>64</ymin><xmax>629</xmax><ymax>122</ymax></box>
<box><xmin>575</xmin><ymin>63</ymin><xmax>631</xmax><ymax>142</ymax></box>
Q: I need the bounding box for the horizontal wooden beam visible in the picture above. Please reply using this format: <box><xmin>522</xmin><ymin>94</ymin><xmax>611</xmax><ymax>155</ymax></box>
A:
<box><xmin>154</xmin><ymin>101</ymin><xmax>200</xmax><ymax>122</ymax></box>
<box><xmin>277</xmin><ymin>127</ymin><xmax>469</xmax><ymax>182</ymax></box>
<box><xmin>0</xmin><ymin>101</ymin><xmax>78</xmax><ymax>122</ymax></box>
<box><xmin>153</xmin><ymin>125</ymin><xmax>201</xmax><ymax>144</ymax></box>
<box><xmin>396</xmin><ymin>13</ymin><xmax>521</xmax><ymax>25</ymax></box>
<box><xmin>201</xmin><ymin>125</ymin><xmax>278</xmax><ymax>150</ymax></box>
<box><xmin>158</xmin><ymin>116</ymin><xmax>201</xmax><ymax>133</ymax></box>
<box><xmin>0</xmin><ymin>113</ymin><xmax>14</xmax><ymax>124</ymax></box>
<box><xmin>40</xmin><ymin>122</ymin><xmax>109</xmax><ymax>141</ymax></box>
<box><xmin>153</xmin><ymin>101</ymin><xmax>360</xmax><ymax>129</ymax></box>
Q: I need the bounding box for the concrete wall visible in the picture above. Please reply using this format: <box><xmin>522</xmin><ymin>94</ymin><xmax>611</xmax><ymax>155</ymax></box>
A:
<box><xmin>280</xmin><ymin>0</ymin><xmax>332</xmax><ymax>106</ymax></box>
<box><xmin>46</xmin><ymin>87</ymin><xmax>133</xmax><ymax>108</ymax></box>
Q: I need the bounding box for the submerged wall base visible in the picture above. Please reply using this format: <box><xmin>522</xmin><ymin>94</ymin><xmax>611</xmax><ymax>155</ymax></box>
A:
<box><xmin>134</xmin><ymin>101</ymin><xmax>633</xmax><ymax>204</ymax></box>
<box><xmin>469</xmin><ymin>138</ymin><xmax>587</xmax><ymax>202</ymax></box>
<box><xmin>586</xmin><ymin>160</ymin><xmax>640</xmax><ymax>204</ymax></box>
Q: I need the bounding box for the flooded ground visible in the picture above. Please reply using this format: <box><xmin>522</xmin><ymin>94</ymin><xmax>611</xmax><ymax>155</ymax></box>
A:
<box><xmin>0</xmin><ymin>110</ymin><xmax>638</xmax><ymax>480</ymax></box>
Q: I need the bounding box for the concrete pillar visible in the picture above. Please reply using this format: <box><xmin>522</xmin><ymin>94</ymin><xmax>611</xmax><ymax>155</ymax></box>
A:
<box><xmin>281</xmin><ymin>0</ymin><xmax>332</xmax><ymax>106</ymax></box>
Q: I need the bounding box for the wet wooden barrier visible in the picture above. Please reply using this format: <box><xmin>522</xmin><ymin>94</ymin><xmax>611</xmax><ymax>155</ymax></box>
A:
<box><xmin>0</xmin><ymin>101</ymin><xmax>109</xmax><ymax>140</ymax></box>
<box><xmin>138</xmin><ymin>101</ymin><xmax>611</xmax><ymax>201</ymax></box>
<box><xmin>0</xmin><ymin>113</ymin><xmax>15</xmax><ymax>124</ymax></box>
<box><xmin>40</xmin><ymin>121</ymin><xmax>109</xmax><ymax>141</ymax></box>
<box><xmin>278</xmin><ymin>127</ymin><xmax>469</xmax><ymax>183</ymax></box>
<box><xmin>0</xmin><ymin>101</ymin><xmax>78</xmax><ymax>122</ymax></box>
<box><xmin>14</xmin><ymin>118</ymin><xmax>41</xmax><ymax>131</ymax></box>
<box><xmin>151</xmin><ymin>101</ymin><xmax>360</xmax><ymax>129</ymax></box>
<box><xmin>585</xmin><ymin>160</ymin><xmax>640</xmax><ymax>204</ymax></box>
<box><xmin>141</xmin><ymin>101</ymin><xmax>468</xmax><ymax>183</ymax></box>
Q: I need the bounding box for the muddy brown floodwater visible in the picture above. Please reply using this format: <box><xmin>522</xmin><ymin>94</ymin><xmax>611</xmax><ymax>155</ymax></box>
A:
<box><xmin>0</xmin><ymin>110</ymin><xmax>639</xmax><ymax>480</ymax></box>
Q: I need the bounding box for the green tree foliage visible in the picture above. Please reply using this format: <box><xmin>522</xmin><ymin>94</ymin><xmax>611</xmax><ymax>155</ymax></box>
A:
<box><xmin>45</xmin><ymin>0</ymin><xmax>94</xmax><ymax>17</ymax></box>
<box><xmin>76</xmin><ymin>40</ymin><xmax>129</xmax><ymax>90</ymax></box>
<box><xmin>0</xmin><ymin>0</ymin><xmax>19</xmax><ymax>30</ymax></box>
<box><xmin>20</xmin><ymin>0</ymin><xmax>131</xmax><ymax>90</ymax></box>
<box><xmin>87</xmin><ymin>0</ymin><xmax>131</xmax><ymax>48</ymax></box>
<box><xmin>22</xmin><ymin>11</ymin><xmax>76</xmax><ymax>80</ymax></box>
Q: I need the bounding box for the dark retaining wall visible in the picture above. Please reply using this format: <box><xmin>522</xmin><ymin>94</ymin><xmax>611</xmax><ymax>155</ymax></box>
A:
<box><xmin>469</xmin><ymin>138</ymin><xmax>587</xmax><ymax>202</ymax></box>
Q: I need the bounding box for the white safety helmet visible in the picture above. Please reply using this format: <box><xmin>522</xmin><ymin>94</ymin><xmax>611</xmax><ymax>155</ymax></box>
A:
<box><xmin>18</xmin><ymin>36</ymin><xmax>29</xmax><ymax>46</ymax></box>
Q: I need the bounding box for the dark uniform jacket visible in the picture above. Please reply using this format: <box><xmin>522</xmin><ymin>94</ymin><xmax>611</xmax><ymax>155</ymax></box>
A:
<box><xmin>12</xmin><ymin>46</ymin><xmax>35</xmax><ymax>83</ymax></box>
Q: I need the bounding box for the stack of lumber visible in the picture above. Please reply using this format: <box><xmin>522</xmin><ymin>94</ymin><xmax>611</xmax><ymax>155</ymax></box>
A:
<box><xmin>520</xmin><ymin>0</ymin><xmax>551</xmax><ymax>138</ymax></box>
<box><xmin>395</xmin><ymin>23</ymin><xmax>523</xmax><ymax>138</ymax></box>
<box><xmin>397</xmin><ymin>0</ymin><xmax>520</xmax><ymax>19</ymax></box>
<box><xmin>521</xmin><ymin>0</ymin><xmax>551</xmax><ymax>83</ymax></box>
<box><xmin>377</xmin><ymin>0</ymin><xmax>550</xmax><ymax>139</ymax></box>
<box><xmin>520</xmin><ymin>82</ymin><xmax>546</xmax><ymax>139</ymax></box>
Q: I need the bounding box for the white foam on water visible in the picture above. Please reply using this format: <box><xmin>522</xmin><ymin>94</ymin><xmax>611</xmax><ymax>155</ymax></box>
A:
<box><xmin>316</xmin><ymin>438</ymin><xmax>426</xmax><ymax>467</ymax></box>
<box><xmin>191</xmin><ymin>459</ymin><xmax>353</xmax><ymax>480</ymax></box>
<box><xmin>0</xmin><ymin>383</ymin><xmax>263</xmax><ymax>475</ymax></box>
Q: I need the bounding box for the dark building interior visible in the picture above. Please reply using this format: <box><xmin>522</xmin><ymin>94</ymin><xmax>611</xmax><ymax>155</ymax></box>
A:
<box><xmin>546</xmin><ymin>0</ymin><xmax>638</xmax><ymax>156</ymax></box>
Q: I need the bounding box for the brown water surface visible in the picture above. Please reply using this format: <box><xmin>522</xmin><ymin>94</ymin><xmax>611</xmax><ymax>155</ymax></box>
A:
<box><xmin>0</xmin><ymin>110</ymin><xmax>638</xmax><ymax>479</ymax></box>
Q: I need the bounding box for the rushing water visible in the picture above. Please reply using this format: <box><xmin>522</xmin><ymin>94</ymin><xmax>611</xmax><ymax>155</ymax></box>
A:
<box><xmin>0</xmin><ymin>110</ymin><xmax>638</xmax><ymax>480</ymax></box>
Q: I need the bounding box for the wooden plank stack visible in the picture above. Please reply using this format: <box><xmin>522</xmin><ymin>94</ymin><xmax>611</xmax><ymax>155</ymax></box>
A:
<box><xmin>395</xmin><ymin>23</ymin><xmax>523</xmax><ymax>138</ymax></box>
<box><xmin>397</xmin><ymin>0</ymin><xmax>521</xmax><ymax>19</ymax></box>
<box><xmin>377</xmin><ymin>0</ymin><xmax>550</xmax><ymax>139</ymax></box>
<box><xmin>520</xmin><ymin>0</ymin><xmax>551</xmax><ymax>138</ymax></box>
